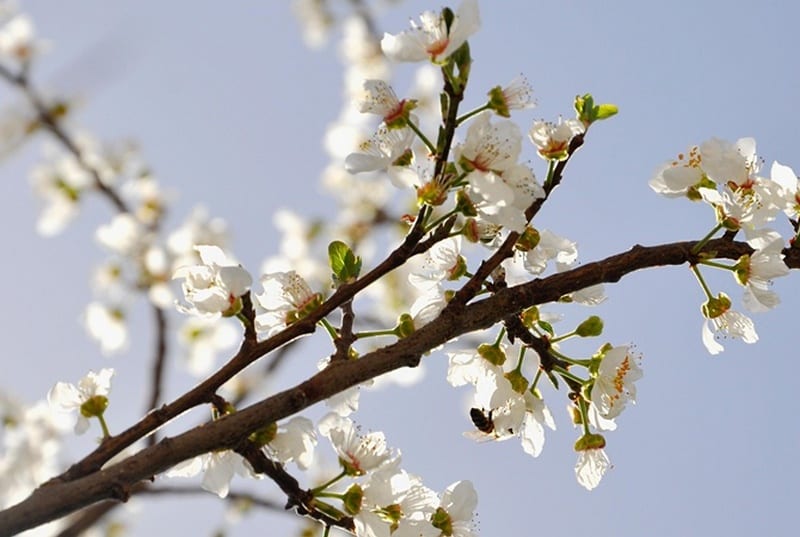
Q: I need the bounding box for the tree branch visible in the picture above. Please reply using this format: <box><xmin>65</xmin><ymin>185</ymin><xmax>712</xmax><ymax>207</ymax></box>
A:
<box><xmin>3</xmin><ymin>236</ymin><xmax>796</xmax><ymax>534</ymax></box>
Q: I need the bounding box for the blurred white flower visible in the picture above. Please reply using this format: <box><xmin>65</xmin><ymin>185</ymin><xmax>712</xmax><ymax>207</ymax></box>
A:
<box><xmin>47</xmin><ymin>368</ymin><xmax>114</xmax><ymax>435</ymax></box>
<box><xmin>84</xmin><ymin>302</ymin><xmax>128</xmax><ymax>355</ymax></box>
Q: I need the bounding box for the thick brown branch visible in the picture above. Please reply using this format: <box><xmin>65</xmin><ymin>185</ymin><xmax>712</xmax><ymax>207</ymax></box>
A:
<box><xmin>4</xmin><ymin>237</ymin><xmax>796</xmax><ymax>534</ymax></box>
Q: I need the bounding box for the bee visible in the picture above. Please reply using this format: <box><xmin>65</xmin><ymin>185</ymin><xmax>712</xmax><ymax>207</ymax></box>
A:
<box><xmin>469</xmin><ymin>407</ymin><xmax>495</xmax><ymax>434</ymax></box>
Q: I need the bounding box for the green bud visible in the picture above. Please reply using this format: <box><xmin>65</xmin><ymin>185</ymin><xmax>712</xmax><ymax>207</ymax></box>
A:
<box><xmin>249</xmin><ymin>422</ymin><xmax>278</xmax><ymax>447</ymax></box>
<box><xmin>454</xmin><ymin>190</ymin><xmax>477</xmax><ymax>219</ymax></box>
<box><xmin>487</xmin><ymin>84</ymin><xmax>511</xmax><ymax>118</ymax></box>
<box><xmin>396</xmin><ymin>313</ymin><xmax>416</xmax><ymax>339</ymax></box>
<box><xmin>447</xmin><ymin>256</ymin><xmax>468</xmax><ymax>281</ymax></box>
<box><xmin>79</xmin><ymin>395</ymin><xmax>108</xmax><ymax>418</ymax></box>
<box><xmin>392</xmin><ymin>148</ymin><xmax>414</xmax><ymax>167</ymax></box>
<box><xmin>574</xmin><ymin>433</ymin><xmax>606</xmax><ymax>451</ymax></box>
<box><xmin>514</xmin><ymin>227</ymin><xmax>540</xmax><ymax>252</ymax></box>
<box><xmin>576</xmin><ymin>315</ymin><xmax>604</xmax><ymax>337</ymax></box>
<box><xmin>431</xmin><ymin>507</ymin><xmax>453</xmax><ymax>535</ymax></box>
<box><xmin>575</xmin><ymin>93</ymin><xmax>618</xmax><ymax>126</ymax></box>
<box><xmin>221</xmin><ymin>295</ymin><xmax>243</xmax><ymax>318</ymax></box>
<box><xmin>343</xmin><ymin>484</ymin><xmax>364</xmax><ymax>515</ymax></box>
<box><xmin>733</xmin><ymin>254</ymin><xmax>751</xmax><ymax>285</ymax></box>
<box><xmin>504</xmin><ymin>370</ymin><xmax>529</xmax><ymax>394</ymax></box>
<box><xmin>520</xmin><ymin>306</ymin><xmax>539</xmax><ymax>328</ymax></box>
<box><xmin>477</xmin><ymin>343</ymin><xmax>506</xmax><ymax>366</ymax></box>
<box><xmin>702</xmin><ymin>293</ymin><xmax>731</xmax><ymax>319</ymax></box>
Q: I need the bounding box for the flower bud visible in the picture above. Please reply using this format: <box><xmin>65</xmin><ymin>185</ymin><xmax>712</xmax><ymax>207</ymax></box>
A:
<box><xmin>395</xmin><ymin>313</ymin><xmax>416</xmax><ymax>338</ymax></box>
<box><xmin>504</xmin><ymin>369</ymin><xmax>529</xmax><ymax>394</ymax></box>
<box><xmin>477</xmin><ymin>343</ymin><xmax>506</xmax><ymax>366</ymax></box>
<box><xmin>249</xmin><ymin>422</ymin><xmax>278</xmax><ymax>447</ymax></box>
<box><xmin>79</xmin><ymin>395</ymin><xmax>108</xmax><ymax>419</ymax></box>
<box><xmin>514</xmin><ymin>226</ymin><xmax>541</xmax><ymax>252</ymax></box>
<box><xmin>701</xmin><ymin>293</ymin><xmax>731</xmax><ymax>319</ymax></box>
<box><xmin>343</xmin><ymin>484</ymin><xmax>364</xmax><ymax>515</ymax></box>
<box><xmin>520</xmin><ymin>306</ymin><xmax>539</xmax><ymax>328</ymax></box>
<box><xmin>576</xmin><ymin>315</ymin><xmax>604</xmax><ymax>337</ymax></box>
<box><xmin>574</xmin><ymin>432</ymin><xmax>606</xmax><ymax>452</ymax></box>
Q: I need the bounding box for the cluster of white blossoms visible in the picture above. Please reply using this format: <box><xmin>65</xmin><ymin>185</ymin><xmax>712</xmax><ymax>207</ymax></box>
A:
<box><xmin>318</xmin><ymin>413</ymin><xmax>479</xmax><ymax>537</ymax></box>
<box><xmin>650</xmin><ymin>137</ymin><xmax>795</xmax><ymax>354</ymax></box>
<box><xmin>447</xmin><ymin>334</ymin><xmax>642</xmax><ymax>490</ymax></box>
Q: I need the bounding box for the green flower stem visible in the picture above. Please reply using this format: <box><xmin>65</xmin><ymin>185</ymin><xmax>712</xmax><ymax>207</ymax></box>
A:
<box><xmin>425</xmin><ymin>209</ymin><xmax>459</xmax><ymax>233</ymax></box>
<box><xmin>456</xmin><ymin>104</ymin><xmax>490</xmax><ymax>126</ymax></box>
<box><xmin>530</xmin><ymin>369</ymin><xmax>543</xmax><ymax>392</ymax></box>
<box><xmin>550</xmin><ymin>330</ymin><xmax>577</xmax><ymax>344</ymax></box>
<box><xmin>311</xmin><ymin>470</ymin><xmax>348</xmax><ymax>495</ymax></box>
<box><xmin>578</xmin><ymin>397</ymin><xmax>592</xmax><ymax>436</ymax></box>
<box><xmin>323</xmin><ymin>525</ymin><xmax>331</xmax><ymax>537</ymax></box>
<box><xmin>311</xmin><ymin>499</ymin><xmax>346</xmax><ymax>523</ymax></box>
<box><xmin>698</xmin><ymin>259</ymin><xmax>735</xmax><ymax>271</ymax></box>
<box><xmin>690</xmin><ymin>264</ymin><xmax>715</xmax><ymax>300</ymax></box>
<box><xmin>235</xmin><ymin>310</ymin><xmax>253</xmax><ymax>330</ymax></box>
<box><xmin>314</xmin><ymin>491</ymin><xmax>345</xmax><ymax>500</ymax></box>
<box><xmin>406</xmin><ymin>118</ymin><xmax>436</xmax><ymax>154</ymax></box>
<box><xmin>552</xmin><ymin>364</ymin><xmax>587</xmax><ymax>385</ymax></box>
<box><xmin>543</xmin><ymin>159</ymin><xmax>556</xmax><ymax>190</ymax></box>
<box><xmin>96</xmin><ymin>414</ymin><xmax>111</xmax><ymax>439</ymax></box>
<box><xmin>354</xmin><ymin>328</ymin><xmax>397</xmax><ymax>339</ymax></box>
<box><xmin>690</xmin><ymin>223</ymin><xmax>724</xmax><ymax>254</ymax></box>
<box><xmin>492</xmin><ymin>327</ymin><xmax>506</xmax><ymax>347</ymax></box>
<box><xmin>549</xmin><ymin>347</ymin><xmax>591</xmax><ymax>368</ymax></box>
<box><xmin>513</xmin><ymin>344</ymin><xmax>526</xmax><ymax>373</ymax></box>
<box><xmin>319</xmin><ymin>318</ymin><xmax>339</xmax><ymax>341</ymax></box>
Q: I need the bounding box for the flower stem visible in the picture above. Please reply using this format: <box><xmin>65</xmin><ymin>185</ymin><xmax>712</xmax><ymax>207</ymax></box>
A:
<box><xmin>578</xmin><ymin>397</ymin><xmax>592</xmax><ymax>436</ymax></box>
<box><xmin>406</xmin><ymin>119</ymin><xmax>436</xmax><ymax>154</ymax></box>
<box><xmin>553</xmin><ymin>364</ymin><xmax>587</xmax><ymax>385</ymax></box>
<box><xmin>544</xmin><ymin>159</ymin><xmax>556</xmax><ymax>190</ymax></box>
<box><xmin>355</xmin><ymin>328</ymin><xmax>397</xmax><ymax>339</ymax></box>
<box><xmin>456</xmin><ymin>104</ymin><xmax>490</xmax><ymax>126</ymax></box>
<box><xmin>513</xmin><ymin>344</ymin><xmax>526</xmax><ymax>373</ymax></box>
<box><xmin>319</xmin><ymin>318</ymin><xmax>339</xmax><ymax>341</ymax></box>
<box><xmin>492</xmin><ymin>327</ymin><xmax>506</xmax><ymax>347</ymax></box>
<box><xmin>549</xmin><ymin>347</ymin><xmax>591</xmax><ymax>368</ymax></box>
<box><xmin>550</xmin><ymin>330</ymin><xmax>576</xmax><ymax>344</ymax></box>
<box><xmin>425</xmin><ymin>209</ymin><xmax>459</xmax><ymax>233</ymax></box>
<box><xmin>96</xmin><ymin>414</ymin><xmax>111</xmax><ymax>439</ymax></box>
<box><xmin>691</xmin><ymin>223</ymin><xmax>723</xmax><ymax>254</ymax></box>
<box><xmin>698</xmin><ymin>259</ymin><xmax>735</xmax><ymax>271</ymax></box>
<box><xmin>690</xmin><ymin>264</ymin><xmax>715</xmax><ymax>300</ymax></box>
<box><xmin>311</xmin><ymin>470</ymin><xmax>348</xmax><ymax>495</ymax></box>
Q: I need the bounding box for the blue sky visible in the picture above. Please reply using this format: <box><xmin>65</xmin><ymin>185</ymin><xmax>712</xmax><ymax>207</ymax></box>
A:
<box><xmin>1</xmin><ymin>1</ymin><xmax>798</xmax><ymax>536</ymax></box>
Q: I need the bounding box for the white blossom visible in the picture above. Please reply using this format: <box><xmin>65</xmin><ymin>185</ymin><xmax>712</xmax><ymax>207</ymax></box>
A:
<box><xmin>173</xmin><ymin>245</ymin><xmax>252</xmax><ymax>318</ymax></box>
<box><xmin>47</xmin><ymin>368</ymin><xmax>114</xmax><ymax>435</ymax></box>
<box><xmin>381</xmin><ymin>0</ymin><xmax>480</xmax><ymax>64</ymax></box>
<box><xmin>590</xmin><ymin>345</ymin><xmax>643</xmax><ymax>419</ymax></box>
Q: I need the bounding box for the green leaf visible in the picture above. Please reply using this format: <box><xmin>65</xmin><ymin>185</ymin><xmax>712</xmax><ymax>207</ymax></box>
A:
<box><xmin>538</xmin><ymin>320</ymin><xmax>555</xmax><ymax>336</ymax></box>
<box><xmin>595</xmin><ymin>103</ymin><xmax>618</xmax><ymax>120</ymax></box>
<box><xmin>328</xmin><ymin>241</ymin><xmax>362</xmax><ymax>286</ymax></box>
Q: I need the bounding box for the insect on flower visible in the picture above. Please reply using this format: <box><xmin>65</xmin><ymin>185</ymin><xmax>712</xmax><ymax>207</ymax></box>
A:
<box><xmin>469</xmin><ymin>407</ymin><xmax>495</xmax><ymax>434</ymax></box>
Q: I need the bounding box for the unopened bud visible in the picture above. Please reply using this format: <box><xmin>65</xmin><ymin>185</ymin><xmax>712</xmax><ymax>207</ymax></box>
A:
<box><xmin>477</xmin><ymin>343</ymin><xmax>506</xmax><ymax>366</ymax></box>
<box><xmin>574</xmin><ymin>433</ymin><xmax>606</xmax><ymax>452</ymax></box>
<box><xmin>576</xmin><ymin>315</ymin><xmax>604</xmax><ymax>337</ymax></box>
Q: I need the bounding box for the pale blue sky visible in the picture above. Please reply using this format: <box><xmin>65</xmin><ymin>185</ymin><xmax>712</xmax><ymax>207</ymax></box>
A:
<box><xmin>1</xmin><ymin>1</ymin><xmax>798</xmax><ymax>536</ymax></box>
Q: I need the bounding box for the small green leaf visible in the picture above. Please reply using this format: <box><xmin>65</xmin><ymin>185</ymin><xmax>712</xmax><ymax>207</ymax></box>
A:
<box><xmin>595</xmin><ymin>103</ymin><xmax>618</xmax><ymax>120</ymax></box>
<box><xmin>538</xmin><ymin>320</ymin><xmax>555</xmax><ymax>336</ymax></box>
<box><xmin>328</xmin><ymin>240</ymin><xmax>362</xmax><ymax>286</ymax></box>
